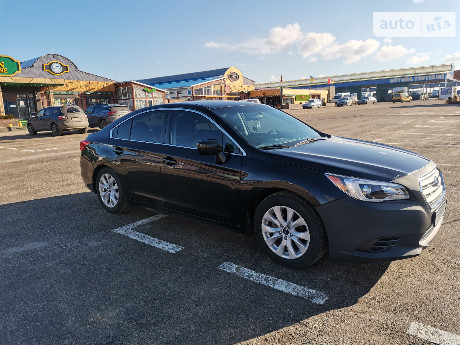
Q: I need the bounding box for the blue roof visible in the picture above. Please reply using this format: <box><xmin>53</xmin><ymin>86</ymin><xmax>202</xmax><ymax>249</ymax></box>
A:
<box><xmin>149</xmin><ymin>76</ymin><xmax>222</xmax><ymax>89</ymax></box>
<box><xmin>137</xmin><ymin>67</ymin><xmax>229</xmax><ymax>88</ymax></box>
<box><xmin>21</xmin><ymin>57</ymin><xmax>40</xmax><ymax>69</ymax></box>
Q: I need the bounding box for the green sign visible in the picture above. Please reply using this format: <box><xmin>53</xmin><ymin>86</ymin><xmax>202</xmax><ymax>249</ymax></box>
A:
<box><xmin>144</xmin><ymin>87</ymin><xmax>156</xmax><ymax>93</ymax></box>
<box><xmin>295</xmin><ymin>95</ymin><xmax>310</xmax><ymax>102</ymax></box>
<box><xmin>0</xmin><ymin>55</ymin><xmax>21</xmax><ymax>76</ymax></box>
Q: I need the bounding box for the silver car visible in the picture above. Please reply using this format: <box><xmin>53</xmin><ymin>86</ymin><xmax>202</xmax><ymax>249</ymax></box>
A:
<box><xmin>27</xmin><ymin>105</ymin><xmax>89</xmax><ymax>136</ymax></box>
<box><xmin>336</xmin><ymin>97</ymin><xmax>353</xmax><ymax>107</ymax></box>
<box><xmin>302</xmin><ymin>99</ymin><xmax>322</xmax><ymax>109</ymax></box>
<box><xmin>86</xmin><ymin>104</ymin><xmax>131</xmax><ymax>129</ymax></box>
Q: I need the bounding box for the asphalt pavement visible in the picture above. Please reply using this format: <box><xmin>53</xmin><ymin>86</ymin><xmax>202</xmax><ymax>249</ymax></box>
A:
<box><xmin>0</xmin><ymin>100</ymin><xmax>459</xmax><ymax>345</ymax></box>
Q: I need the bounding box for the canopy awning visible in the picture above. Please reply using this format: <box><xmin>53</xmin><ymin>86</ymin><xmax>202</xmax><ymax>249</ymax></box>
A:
<box><xmin>0</xmin><ymin>76</ymin><xmax>65</xmax><ymax>87</ymax></box>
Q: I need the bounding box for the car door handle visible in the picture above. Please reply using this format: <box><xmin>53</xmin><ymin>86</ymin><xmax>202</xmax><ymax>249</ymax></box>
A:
<box><xmin>113</xmin><ymin>146</ymin><xmax>124</xmax><ymax>155</ymax></box>
<box><xmin>163</xmin><ymin>156</ymin><xmax>177</xmax><ymax>166</ymax></box>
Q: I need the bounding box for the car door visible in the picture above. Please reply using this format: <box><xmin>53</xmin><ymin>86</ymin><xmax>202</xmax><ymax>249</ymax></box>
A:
<box><xmin>30</xmin><ymin>109</ymin><xmax>45</xmax><ymax>130</ymax></box>
<box><xmin>160</xmin><ymin>109</ymin><xmax>243</xmax><ymax>223</ymax></box>
<box><xmin>110</xmin><ymin>110</ymin><xmax>167</xmax><ymax>203</ymax></box>
<box><xmin>41</xmin><ymin>107</ymin><xmax>54</xmax><ymax>130</ymax></box>
<box><xmin>85</xmin><ymin>106</ymin><xmax>96</xmax><ymax>127</ymax></box>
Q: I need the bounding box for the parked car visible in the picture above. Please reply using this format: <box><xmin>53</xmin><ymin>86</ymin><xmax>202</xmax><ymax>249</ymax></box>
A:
<box><xmin>410</xmin><ymin>93</ymin><xmax>428</xmax><ymax>101</ymax></box>
<box><xmin>27</xmin><ymin>105</ymin><xmax>88</xmax><ymax>136</ymax></box>
<box><xmin>80</xmin><ymin>101</ymin><xmax>446</xmax><ymax>268</ymax></box>
<box><xmin>241</xmin><ymin>99</ymin><xmax>261</xmax><ymax>104</ymax></box>
<box><xmin>302</xmin><ymin>99</ymin><xmax>322</xmax><ymax>109</ymax></box>
<box><xmin>392</xmin><ymin>93</ymin><xmax>412</xmax><ymax>103</ymax></box>
<box><xmin>429</xmin><ymin>90</ymin><xmax>439</xmax><ymax>98</ymax></box>
<box><xmin>85</xmin><ymin>104</ymin><xmax>131</xmax><ymax>129</ymax></box>
<box><xmin>357</xmin><ymin>96</ymin><xmax>377</xmax><ymax>105</ymax></box>
<box><xmin>336</xmin><ymin>97</ymin><xmax>353</xmax><ymax>106</ymax></box>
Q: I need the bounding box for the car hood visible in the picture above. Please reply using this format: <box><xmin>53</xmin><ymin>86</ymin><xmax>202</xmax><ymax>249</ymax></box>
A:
<box><xmin>270</xmin><ymin>136</ymin><xmax>430</xmax><ymax>181</ymax></box>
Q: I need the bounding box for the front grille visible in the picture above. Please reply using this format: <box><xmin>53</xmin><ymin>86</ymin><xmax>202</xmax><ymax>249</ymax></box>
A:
<box><xmin>370</xmin><ymin>237</ymin><xmax>400</xmax><ymax>252</ymax></box>
<box><xmin>419</xmin><ymin>168</ymin><xmax>445</xmax><ymax>210</ymax></box>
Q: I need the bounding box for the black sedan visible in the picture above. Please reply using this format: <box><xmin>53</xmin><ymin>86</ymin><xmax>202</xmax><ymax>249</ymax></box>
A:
<box><xmin>80</xmin><ymin>101</ymin><xmax>446</xmax><ymax>268</ymax></box>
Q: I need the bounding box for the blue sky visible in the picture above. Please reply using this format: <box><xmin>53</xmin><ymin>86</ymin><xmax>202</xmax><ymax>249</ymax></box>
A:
<box><xmin>2</xmin><ymin>0</ymin><xmax>459</xmax><ymax>83</ymax></box>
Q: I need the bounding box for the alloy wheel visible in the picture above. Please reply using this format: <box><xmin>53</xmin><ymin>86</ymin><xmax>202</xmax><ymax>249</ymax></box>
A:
<box><xmin>261</xmin><ymin>206</ymin><xmax>310</xmax><ymax>259</ymax></box>
<box><xmin>98</xmin><ymin>173</ymin><xmax>119</xmax><ymax>208</ymax></box>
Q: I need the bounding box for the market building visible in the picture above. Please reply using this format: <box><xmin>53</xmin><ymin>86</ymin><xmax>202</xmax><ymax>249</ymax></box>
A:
<box><xmin>0</xmin><ymin>54</ymin><xmax>168</xmax><ymax>119</ymax></box>
<box><xmin>249</xmin><ymin>88</ymin><xmax>329</xmax><ymax>108</ymax></box>
<box><xmin>136</xmin><ymin>67</ymin><xmax>255</xmax><ymax>102</ymax></box>
<box><xmin>255</xmin><ymin>64</ymin><xmax>458</xmax><ymax>102</ymax></box>
<box><xmin>0</xmin><ymin>54</ymin><xmax>116</xmax><ymax>119</ymax></box>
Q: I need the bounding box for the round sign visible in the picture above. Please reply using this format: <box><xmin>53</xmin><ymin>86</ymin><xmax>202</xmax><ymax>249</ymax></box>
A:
<box><xmin>228</xmin><ymin>71</ymin><xmax>239</xmax><ymax>82</ymax></box>
<box><xmin>50</xmin><ymin>62</ymin><xmax>63</xmax><ymax>74</ymax></box>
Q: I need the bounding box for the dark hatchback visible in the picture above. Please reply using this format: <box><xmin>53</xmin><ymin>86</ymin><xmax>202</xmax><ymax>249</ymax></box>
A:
<box><xmin>80</xmin><ymin>101</ymin><xmax>447</xmax><ymax>268</ymax></box>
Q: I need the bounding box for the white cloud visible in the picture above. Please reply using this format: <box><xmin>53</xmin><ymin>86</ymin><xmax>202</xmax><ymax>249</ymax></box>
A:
<box><xmin>298</xmin><ymin>32</ymin><xmax>336</xmax><ymax>58</ymax></box>
<box><xmin>324</xmin><ymin>39</ymin><xmax>380</xmax><ymax>64</ymax></box>
<box><xmin>444</xmin><ymin>52</ymin><xmax>460</xmax><ymax>63</ymax></box>
<box><xmin>205</xmin><ymin>23</ymin><xmax>377</xmax><ymax>63</ymax></box>
<box><xmin>407</xmin><ymin>53</ymin><xmax>430</xmax><ymax>65</ymax></box>
<box><xmin>270</xmin><ymin>75</ymin><xmax>278</xmax><ymax>81</ymax></box>
<box><xmin>265</xmin><ymin>23</ymin><xmax>302</xmax><ymax>53</ymax></box>
<box><xmin>383</xmin><ymin>37</ymin><xmax>393</xmax><ymax>45</ymax></box>
<box><xmin>412</xmin><ymin>0</ymin><xmax>424</xmax><ymax>3</ymax></box>
<box><xmin>374</xmin><ymin>45</ymin><xmax>415</xmax><ymax>61</ymax></box>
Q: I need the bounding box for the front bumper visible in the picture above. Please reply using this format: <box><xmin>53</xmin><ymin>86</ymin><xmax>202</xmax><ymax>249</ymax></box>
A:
<box><xmin>316</xmin><ymin>195</ymin><xmax>446</xmax><ymax>261</ymax></box>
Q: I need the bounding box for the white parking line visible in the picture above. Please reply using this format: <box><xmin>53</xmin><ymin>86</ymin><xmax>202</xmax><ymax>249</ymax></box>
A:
<box><xmin>218</xmin><ymin>262</ymin><xmax>328</xmax><ymax>304</ymax></box>
<box><xmin>407</xmin><ymin>322</ymin><xmax>460</xmax><ymax>345</ymax></box>
<box><xmin>112</xmin><ymin>215</ymin><xmax>184</xmax><ymax>253</ymax></box>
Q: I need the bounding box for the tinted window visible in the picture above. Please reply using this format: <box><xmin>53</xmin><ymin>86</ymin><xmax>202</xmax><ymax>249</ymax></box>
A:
<box><xmin>130</xmin><ymin>111</ymin><xmax>166</xmax><ymax>143</ymax></box>
<box><xmin>112</xmin><ymin>119</ymin><xmax>132</xmax><ymax>140</ymax></box>
<box><xmin>214</xmin><ymin>104</ymin><xmax>320</xmax><ymax>148</ymax></box>
<box><xmin>170</xmin><ymin>111</ymin><xmax>223</xmax><ymax>148</ymax></box>
<box><xmin>110</xmin><ymin>106</ymin><xmax>130</xmax><ymax>112</ymax></box>
<box><xmin>65</xmin><ymin>107</ymin><xmax>81</xmax><ymax>113</ymax></box>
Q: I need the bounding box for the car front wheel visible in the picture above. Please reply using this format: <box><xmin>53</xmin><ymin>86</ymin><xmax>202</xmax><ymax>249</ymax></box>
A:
<box><xmin>254</xmin><ymin>192</ymin><xmax>326</xmax><ymax>268</ymax></box>
<box><xmin>96</xmin><ymin>167</ymin><xmax>129</xmax><ymax>213</ymax></box>
<box><xmin>51</xmin><ymin>123</ymin><xmax>62</xmax><ymax>136</ymax></box>
<box><xmin>27</xmin><ymin>124</ymin><xmax>37</xmax><ymax>135</ymax></box>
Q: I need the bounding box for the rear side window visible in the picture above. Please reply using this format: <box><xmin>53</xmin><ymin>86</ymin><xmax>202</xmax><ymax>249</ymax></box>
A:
<box><xmin>130</xmin><ymin>111</ymin><xmax>166</xmax><ymax>143</ymax></box>
<box><xmin>110</xmin><ymin>106</ymin><xmax>130</xmax><ymax>112</ymax></box>
<box><xmin>49</xmin><ymin>107</ymin><xmax>62</xmax><ymax>116</ymax></box>
<box><xmin>112</xmin><ymin>119</ymin><xmax>133</xmax><ymax>140</ymax></box>
<box><xmin>65</xmin><ymin>107</ymin><xmax>81</xmax><ymax>113</ymax></box>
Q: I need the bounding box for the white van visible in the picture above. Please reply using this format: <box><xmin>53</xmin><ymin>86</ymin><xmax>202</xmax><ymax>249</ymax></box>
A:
<box><xmin>331</xmin><ymin>93</ymin><xmax>351</xmax><ymax>103</ymax></box>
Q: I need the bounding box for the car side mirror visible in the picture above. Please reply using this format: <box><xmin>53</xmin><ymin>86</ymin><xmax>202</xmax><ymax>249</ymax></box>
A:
<box><xmin>197</xmin><ymin>140</ymin><xmax>227</xmax><ymax>164</ymax></box>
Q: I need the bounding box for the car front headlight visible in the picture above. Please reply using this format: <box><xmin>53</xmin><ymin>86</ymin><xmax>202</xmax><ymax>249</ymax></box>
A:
<box><xmin>325</xmin><ymin>174</ymin><xmax>409</xmax><ymax>202</ymax></box>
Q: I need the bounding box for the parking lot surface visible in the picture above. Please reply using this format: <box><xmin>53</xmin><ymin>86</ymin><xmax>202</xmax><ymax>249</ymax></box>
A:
<box><xmin>1</xmin><ymin>100</ymin><xmax>459</xmax><ymax>345</ymax></box>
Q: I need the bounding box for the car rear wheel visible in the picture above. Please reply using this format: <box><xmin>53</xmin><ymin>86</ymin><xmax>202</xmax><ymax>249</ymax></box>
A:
<box><xmin>27</xmin><ymin>124</ymin><xmax>37</xmax><ymax>135</ymax></box>
<box><xmin>99</xmin><ymin>119</ymin><xmax>107</xmax><ymax>129</ymax></box>
<box><xmin>254</xmin><ymin>192</ymin><xmax>326</xmax><ymax>268</ymax></box>
<box><xmin>51</xmin><ymin>123</ymin><xmax>62</xmax><ymax>136</ymax></box>
<box><xmin>79</xmin><ymin>128</ymin><xmax>88</xmax><ymax>134</ymax></box>
<box><xmin>96</xmin><ymin>167</ymin><xmax>129</xmax><ymax>214</ymax></box>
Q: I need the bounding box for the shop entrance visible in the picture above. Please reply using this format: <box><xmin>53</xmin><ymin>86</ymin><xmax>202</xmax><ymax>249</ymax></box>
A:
<box><xmin>2</xmin><ymin>92</ymin><xmax>36</xmax><ymax>119</ymax></box>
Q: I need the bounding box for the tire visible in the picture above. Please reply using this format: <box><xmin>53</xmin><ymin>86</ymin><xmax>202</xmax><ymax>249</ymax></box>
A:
<box><xmin>51</xmin><ymin>123</ymin><xmax>62</xmax><ymax>136</ymax></box>
<box><xmin>79</xmin><ymin>127</ymin><xmax>88</xmax><ymax>134</ymax></box>
<box><xmin>99</xmin><ymin>119</ymin><xmax>107</xmax><ymax>129</ymax></box>
<box><xmin>96</xmin><ymin>167</ymin><xmax>130</xmax><ymax>214</ymax></box>
<box><xmin>254</xmin><ymin>192</ymin><xmax>326</xmax><ymax>268</ymax></box>
<box><xmin>27</xmin><ymin>124</ymin><xmax>37</xmax><ymax>135</ymax></box>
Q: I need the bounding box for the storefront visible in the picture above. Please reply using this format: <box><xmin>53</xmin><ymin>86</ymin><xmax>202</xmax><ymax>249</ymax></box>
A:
<box><xmin>137</xmin><ymin>67</ymin><xmax>255</xmax><ymax>102</ymax></box>
<box><xmin>0</xmin><ymin>54</ymin><xmax>116</xmax><ymax>119</ymax></box>
<box><xmin>115</xmin><ymin>81</ymin><xmax>166</xmax><ymax>111</ymax></box>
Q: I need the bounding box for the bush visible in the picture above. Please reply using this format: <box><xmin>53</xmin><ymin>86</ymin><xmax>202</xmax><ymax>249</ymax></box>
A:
<box><xmin>0</xmin><ymin>115</ymin><xmax>15</xmax><ymax>120</ymax></box>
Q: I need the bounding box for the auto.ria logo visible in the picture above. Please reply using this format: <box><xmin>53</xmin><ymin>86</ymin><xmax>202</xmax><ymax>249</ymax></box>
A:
<box><xmin>373</xmin><ymin>12</ymin><xmax>456</xmax><ymax>37</ymax></box>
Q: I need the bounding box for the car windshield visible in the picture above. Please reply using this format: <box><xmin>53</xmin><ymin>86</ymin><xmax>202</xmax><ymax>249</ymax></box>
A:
<box><xmin>213</xmin><ymin>104</ymin><xmax>321</xmax><ymax>149</ymax></box>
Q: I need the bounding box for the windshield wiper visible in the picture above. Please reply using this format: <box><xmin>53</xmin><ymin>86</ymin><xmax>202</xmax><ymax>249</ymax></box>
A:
<box><xmin>259</xmin><ymin>144</ymin><xmax>290</xmax><ymax>150</ymax></box>
<box><xmin>294</xmin><ymin>137</ymin><xmax>325</xmax><ymax>147</ymax></box>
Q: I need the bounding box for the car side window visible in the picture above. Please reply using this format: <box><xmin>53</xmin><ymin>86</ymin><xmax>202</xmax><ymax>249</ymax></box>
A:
<box><xmin>130</xmin><ymin>111</ymin><xmax>166</xmax><ymax>143</ymax></box>
<box><xmin>169</xmin><ymin>110</ymin><xmax>240</xmax><ymax>154</ymax></box>
<box><xmin>112</xmin><ymin>118</ymin><xmax>133</xmax><ymax>140</ymax></box>
<box><xmin>37</xmin><ymin>109</ymin><xmax>45</xmax><ymax>117</ymax></box>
